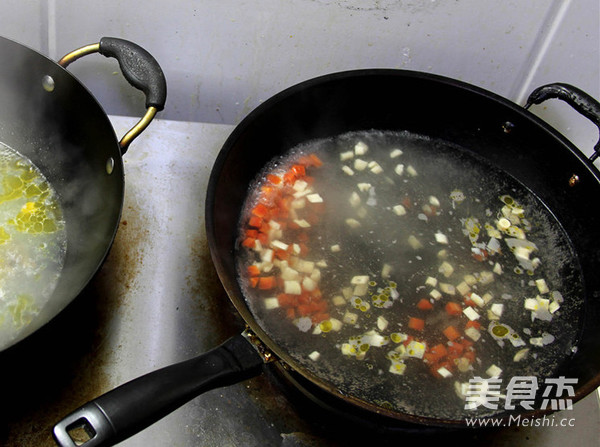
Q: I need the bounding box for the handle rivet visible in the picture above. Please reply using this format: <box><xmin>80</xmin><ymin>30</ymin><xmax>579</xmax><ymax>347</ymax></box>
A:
<box><xmin>106</xmin><ymin>157</ymin><xmax>115</xmax><ymax>175</ymax></box>
<box><xmin>42</xmin><ymin>75</ymin><xmax>55</xmax><ymax>92</ymax></box>
<box><xmin>568</xmin><ymin>174</ymin><xmax>580</xmax><ymax>187</ymax></box>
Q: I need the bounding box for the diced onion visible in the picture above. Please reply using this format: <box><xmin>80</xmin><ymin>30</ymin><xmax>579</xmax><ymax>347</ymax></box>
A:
<box><xmin>463</xmin><ymin>306</ymin><xmax>480</xmax><ymax>321</ymax></box>
<box><xmin>425</xmin><ymin>276</ymin><xmax>438</xmax><ymax>287</ymax></box>
<box><xmin>308</xmin><ymin>351</ymin><xmax>321</xmax><ymax>361</ymax></box>
<box><xmin>486</xmin><ymin>364</ymin><xmax>502</xmax><ymax>378</ymax></box>
<box><xmin>437</xmin><ymin>367</ymin><xmax>453</xmax><ymax>378</ymax></box>
<box><xmin>307</xmin><ymin>193</ymin><xmax>323</xmax><ymax>203</ymax></box>
<box><xmin>353</xmin><ymin>159</ymin><xmax>368</xmax><ymax>171</ymax></box>
<box><xmin>340</xmin><ymin>150</ymin><xmax>354</xmax><ymax>161</ymax></box>
<box><xmin>284</xmin><ymin>280</ymin><xmax>302</xmax><ymax>295</ymax></box>
<box><xmin>434</xmin><ymin>232</ymin><xmax>448</xmax><ymax>245</ymax></box>
<box><xmin>393</xmin><ymin>204</ymin><xmax>407</xmax><ymax>216</ymax></box>
<box><xmin>263</xmin><ymin>297</ymin><xmax>279</xmax><ymax>309</ymax></box>
<box><xmin>354</xmin><ymin>141</ymin><xmax>368</xmax><ymax>155</ymax></box>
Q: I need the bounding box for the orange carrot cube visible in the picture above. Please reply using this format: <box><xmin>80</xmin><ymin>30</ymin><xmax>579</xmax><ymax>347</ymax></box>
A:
<box><xmin>417</xmin><ymin>298</ymin><xmax>433</xmax><ymax>310</ymax></box>
<box><xmin>445</xmin><ymin>301</ymin><xmax>463</xmax><ymax>316</ymax></box>
<box><xmin>443</xmin><ymin>325</ymin><xmax>461</xmax><ymax>341</ymax></box>
<box><xmin>408</xmin><ymin>317</ymin><xmax>425</xmax><ymax>331</ymax></box>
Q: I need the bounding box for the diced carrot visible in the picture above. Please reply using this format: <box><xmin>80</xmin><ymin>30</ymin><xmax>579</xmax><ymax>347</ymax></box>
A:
<box><xmin>307</xmin><ymin>299</ymin><xmax>327</xmax><ymax>313</ymax></box>
<box><xmin>277</xmin><ymin>277</ymin><xmax>285</xmax><ymax>289</ymax></box>
<box><xmin>257</xmin><ymin>232</ymin><xmax>269</xmax><ymax>245</ymax></box>
<box><xmin>252</xmin><ymin>203</ymin><xmax>270</xmax><ymax>218</ymax></box>
<box><xmin>417</xmin><ymin>298</ymin><xmax>433</xmax><ymax>310</ymax></box>
<box><xmin>297</xmin><ymin>304</ymin><xmax>312</xmax><ymax>316</ymax></box>
<box><xmin>278</xmin><ymin>208</ymin><xmax>289</xmax><ymax>219</ymax></box>
<box><xmin>311</xmin><ymin>289</ymin><xmax>323</xmax><ymax>300</ymax></box>
<box><xmin>277</xmin><ymin>294</ymin><xmax>297</xmax><ymax>307</ymax></box>
<box><xmin>290</xmin><ymin>164</ymin><xmax>306</xmax><ymax>177</ymax></box>
<box><xmin>248</xmin><ymin>216</ymin><xmax>262</xmax><ymax>228</ymax></box>
<box><xmin>258</xmin><ymin>276</ymin><xmax>276</xmax><ymax>290</ymax></box>
<box><xmin>285</xmin><ymin>308</ymin><xmax>296</xmax><ymax>320</ymax></box>
<box><xmin>461</xmin><ymin>339</ymin><xmax>474</xmax><ymax>348</ymax></box>
<box><xmin>465</xmin><ymin>320</ymin><xmax>481</xmax><ymax>330</ymax></box>
<box><xmin>276</xmin><ymin>195</ymin><xmax>292</xmax><ymax>210</ymax></box>
<box><xmin>259</xmin><ymin>221</ymin><xmax>271</xmax><ymax>234</ymax></box>
<box><xmin>247</xmin><ymin>265</ymin><xmax>261</xmax><ymax>277</ymax></box>
<box><xmin>430</xmin><ymin>343</ymin><xmax>448</xmax><ymax>357</ymax></box>
<box><xmin>298</xmin><ymin>243</ymin><xmax>310</xmax><ymax>256</ymax></box>
<box><xmin>472</xmin><ymin>249</ymin><xmax>489</xmax><ymax>262</ymax></box>
<box><xmin>296</xmin><ymin>153</ymin><xmax>323</xmax><ymax>168</ymax></box>
<box><xmin>245</xmin><ymin>229</ymin><xmax>258</xmax><ymax>238</ymax></box>
<box><xmin>447</xmin><ymin>342</ymin><xmax>464</xmax><ymax>356</ymax></box>
<box><xmin>408</xmin><ymin>317</ymin><xmax>425</xmax><ymax>331</ymax></box>
<box><xmin>298</xmin><ymin>293</ymin><xmax>311</xmax><ymax>305</ymax></box>
<box><xmin>423</xmin><ymin>353</ymin><xmax>438</xmax><ymax>364</ymax></box>
<box><xmin>242</xmin><ymin>237</ymin><xmax>256</xmax><ymax>248</ymax></box>
<box><xmin>274</xmin><ymin>249</ymin><xmax>290</xmax><ymax>260</ymax></box>
<box><xmin>261</xmin><ymin>184</ymin><xmax>275</xmax><ymax>195</ymax></box>
<box><xmin>249</xmin><ymin>277</ymin><xmax>259</xmax><ymax>288</ymax></box>
<box><xmin>443</xmin><ymin>325</ymin><xmax>461</xmax><ymax>341</ymax></box>
<box><xmin>296</xmin><ymin>232</ymin><xmax>310</xmax><ymax>242</ymax></box>
<box><xmin>309</xmin><ymin>154</ymin><xmax>323</xmax><ymax>167</ymax></box>
<box><xmin>445</xmin><ymin>301</ymin><xmax>463</xmax><ymax>316</ymax></box>
<box><xmin>283</xmin><ymin>172</ymin><xmax>296</xmax><ymax>185</ymax></box>
<box><xmin>428</xmin><ymin>363</ymin><xmax>440</xmax><ymax>377</ymax></box>
<box><xmin>267</xmin><ymin>174</ymin><xmax>282</xmax><ymax>185</ymax></box>
<box><xmin>464</xmin><ymin>297</ymin><xmax>478</xmax><ymax>308</ymax></box>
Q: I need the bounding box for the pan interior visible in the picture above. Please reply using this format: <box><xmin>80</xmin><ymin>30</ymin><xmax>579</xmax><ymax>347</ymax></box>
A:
<box><xmin>0</xmin><ymin>142</ymin><xmax>67</xmax><ymax>350</ymax></box>
<box><xmin>235</xmin><ymin>129</ymin><xmax>584</xmax><ymax>421</ymax></box>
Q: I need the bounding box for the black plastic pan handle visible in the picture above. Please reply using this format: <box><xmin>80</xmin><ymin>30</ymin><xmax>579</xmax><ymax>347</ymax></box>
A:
<box><xmin>97</xmin><ymin>37</ymin><xmax>167</xmax><ymax>112</ymax></box>
<box><xmin>58</xmin><ymin>37</ymin><xmax>167</xmax><ymax>154</ymax></box>
<box><xmin>525</xmin><ymin>83</ymin><xmax>600</xmax><ymax>161</ymax></box>
<box><xmin>52</xmin><ymin>334</ymin><xmax>264</xmax><ymax>447</ymax></box>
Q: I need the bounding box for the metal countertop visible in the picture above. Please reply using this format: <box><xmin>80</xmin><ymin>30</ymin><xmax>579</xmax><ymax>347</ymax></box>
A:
<box><xmin>1</xmin><ymin>116</ymin><xmax>599</xmax><ymax>447</ymax></box>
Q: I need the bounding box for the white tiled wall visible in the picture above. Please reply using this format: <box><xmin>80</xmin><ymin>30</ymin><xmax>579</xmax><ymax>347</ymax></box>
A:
<box><xmin>1</xmin><ymin>0</ymin><xmax>598</xmax><ymax>155</ymax></box>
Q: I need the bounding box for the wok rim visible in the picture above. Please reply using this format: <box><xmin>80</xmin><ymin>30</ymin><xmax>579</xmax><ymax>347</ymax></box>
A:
<box><xmin>205</xmin><ymin>68</ymin><xmax>600</xmax><ymax>427</ymax></box>
<box><xmin>0</xmin><ymin>35</ymin><xmax>125</xmax><ymax>353</ymax></box>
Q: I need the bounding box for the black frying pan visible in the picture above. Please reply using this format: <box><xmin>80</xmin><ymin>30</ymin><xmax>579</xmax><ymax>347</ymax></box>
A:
<box><xmin>54</xmin><ymin>70</ymin><xmax>600</xmax><ymax>447</ymax></box>
<box><xmin>0</xmin><ymin>36</ymin><xmax>166</xmax><ymax>353</ymax></box>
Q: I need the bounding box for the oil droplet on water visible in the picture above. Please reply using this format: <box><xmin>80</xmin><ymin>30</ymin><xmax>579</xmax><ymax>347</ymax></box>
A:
<box><xmin>0</xmin><ymin>142</ymin><xmax>66</xmax><ymax>350</ymax></box>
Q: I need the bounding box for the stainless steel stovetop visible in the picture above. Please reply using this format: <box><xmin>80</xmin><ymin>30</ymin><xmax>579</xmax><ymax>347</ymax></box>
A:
<box><xmin>1</xmin><ymin>116</ymin><xmax>599</xmax><ymax>447</ymax></box>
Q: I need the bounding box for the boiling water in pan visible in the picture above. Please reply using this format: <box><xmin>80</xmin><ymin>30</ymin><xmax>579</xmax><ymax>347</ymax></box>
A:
<box><xmin>236</xmin><ymin>130</ymin><xmax>584</xmax><ymax>420</ymax></box>
<box><xmin>0</xmin><ymin>142</ymin><xmax>67</xmax><ymax>351</ymax></box>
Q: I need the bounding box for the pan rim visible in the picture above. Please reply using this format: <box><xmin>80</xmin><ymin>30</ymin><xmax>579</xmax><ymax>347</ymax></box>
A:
<box><xmin>205</xmin><ymin>68</ymin><xmax>600</xmax><ymax>426</ymax></box>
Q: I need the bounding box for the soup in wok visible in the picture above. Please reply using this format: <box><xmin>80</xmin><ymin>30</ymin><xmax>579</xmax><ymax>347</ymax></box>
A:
<box><xmin>0</xmin><ymin>142</ymin><xmax>66</xmax><ymax>351</ymax></box>
<box><xmin>236</xmin><ymin>130</ymin><xmax>583</xmax><ymax>421</ymax></box>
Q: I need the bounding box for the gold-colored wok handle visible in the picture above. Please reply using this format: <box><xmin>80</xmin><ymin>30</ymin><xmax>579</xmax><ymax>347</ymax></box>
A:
<box><xmin>58</xmin><ymin>43</ymin><xmax>100</xmax><ymax>66</ymax></box>
<box><xmin>58</xmin><ymin>37</ymin><xmax>167</xmax><ymax>154</ymax></box>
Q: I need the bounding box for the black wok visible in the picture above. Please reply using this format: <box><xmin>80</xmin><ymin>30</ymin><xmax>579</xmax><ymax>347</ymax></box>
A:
<box><xmin>0</xmin><ymin>36</ymin><xmax>166</xmax><ymax>352</ymax></box>
<box><xmin>54</xmin><ymin>70</ymin><xmax>600</xmax><ymax>446</ymax></box>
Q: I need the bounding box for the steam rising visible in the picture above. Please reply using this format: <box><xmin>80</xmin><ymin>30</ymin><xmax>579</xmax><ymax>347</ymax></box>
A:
<box><xmin>0</xmin><ymin>37</ymin><xmax>124</xmax><ymax>351</ymax></box>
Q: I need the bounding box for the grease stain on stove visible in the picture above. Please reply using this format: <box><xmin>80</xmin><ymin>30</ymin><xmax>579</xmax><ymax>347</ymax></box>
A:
<box><xmin>185</xmin><ymin>229</ymin><xmax>244</xmax><ymax>345</ymax></box>
<box><xmin>0</xmin><ymin>186</ymin><xmax>149</xmax><ymax>447</ymax></box>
